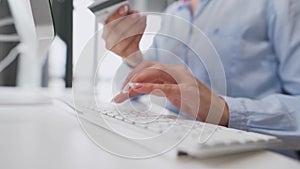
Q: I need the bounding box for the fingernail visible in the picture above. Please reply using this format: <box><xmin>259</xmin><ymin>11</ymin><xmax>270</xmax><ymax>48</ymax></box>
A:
<box><xmin>119</xmin><ymin>6</ymin><xmax>128</xmax><ymax>15</ymax></box>
<box><xmin>121</xmin><ymin>89</ymin><xmax>129</xmax><ymax>94</ymax></box>
<box><xmin>124</xmin><ymin>5</ymin><xmax>129</xmax><ymax>13</ymax></box>
<box><xmin>129</xmin><ymin>83</ymin><xmax>142</xmax><ymax>89</ymax></box>
<box><xmin>122</xmin><ymin>83</ymin><xmax>130</xmax><ymax>93</ymax></box>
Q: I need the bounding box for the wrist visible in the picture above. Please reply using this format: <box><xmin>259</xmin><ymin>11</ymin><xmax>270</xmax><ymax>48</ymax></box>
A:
<box><xmin>201</xmin><ymin>93</ymin><xmax>230</xmax><ymax>127</ymax></box>
<box><xmin>124</xmin><ymin>50</ymin><xmax>143</xmax><ymax>68</ymax></box>
<box><xmin>219</xmin><ymin>99</ymin><xmax>229</xmax><ymax>127</ymax></box>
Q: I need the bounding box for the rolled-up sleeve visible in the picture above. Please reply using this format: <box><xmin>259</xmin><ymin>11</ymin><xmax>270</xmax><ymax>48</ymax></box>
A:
<box><xmin>225</xmin><ymin>95</ymin><xmax>300</xmax><ymax>149</ymax></box>
<box><xmin>224</xmin><ymin>0</ymin><xmax>300</xmax><ymax>147</ymax></box>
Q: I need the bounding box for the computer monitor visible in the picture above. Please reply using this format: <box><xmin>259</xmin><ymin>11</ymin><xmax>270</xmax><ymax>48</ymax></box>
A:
<box><xmin>8</xmin><ymin>0</ymin><xmax>55</xmax><ymax>87</ymax></box>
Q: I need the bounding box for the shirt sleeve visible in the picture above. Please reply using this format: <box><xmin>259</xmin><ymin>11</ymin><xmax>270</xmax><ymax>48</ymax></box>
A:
<box><xmin>225</xmin><ymin>0</ymin><xmax>300</xmax><ymax>148</ymax></box>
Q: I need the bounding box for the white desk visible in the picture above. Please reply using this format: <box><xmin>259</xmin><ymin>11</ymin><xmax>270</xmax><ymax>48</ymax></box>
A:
<box><xmin>0</xmin><ymin>88</ymin><xmax>299</xmax><ymax>169</ymax></box>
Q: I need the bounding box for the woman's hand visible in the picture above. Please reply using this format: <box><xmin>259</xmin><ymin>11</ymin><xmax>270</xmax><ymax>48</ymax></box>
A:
<box><xmin>113</xmin><ymin>62</ymin><xmax>229</xmax><ymax>126</ymax></box>
<box><xmin>102</xmin><ymin>5</ymin><xmax>146</xmax><ymax>66</ymax></box>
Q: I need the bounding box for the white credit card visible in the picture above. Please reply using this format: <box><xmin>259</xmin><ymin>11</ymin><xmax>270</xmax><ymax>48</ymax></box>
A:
<box><xmin>89</xmin><ymin>0</ymin><xmax>129</xmax><ymax>24</ymax></box>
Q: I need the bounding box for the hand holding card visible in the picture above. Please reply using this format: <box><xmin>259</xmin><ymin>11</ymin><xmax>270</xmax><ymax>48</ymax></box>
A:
<box><xmin>89</xmin><ymin>0</ymin><xmax>129</xmax><ymax>24</ymax></box>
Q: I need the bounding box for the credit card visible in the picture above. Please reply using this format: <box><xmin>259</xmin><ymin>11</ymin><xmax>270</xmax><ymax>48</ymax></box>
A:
<box><xmin>89</xmin><ymin>0</ymin><xmax>129</xmax><ymax>24</ymax></box>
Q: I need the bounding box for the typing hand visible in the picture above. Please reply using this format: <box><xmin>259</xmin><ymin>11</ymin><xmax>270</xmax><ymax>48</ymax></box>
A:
<box><xmin>113</xmin><ymin>62</ymin><xmax>229</xmax><ymax>126</ymax></box>
<box><xmin>102</xmin><ymin>5</ymin><xmax>146</xmax><ymax>66</ymax></box>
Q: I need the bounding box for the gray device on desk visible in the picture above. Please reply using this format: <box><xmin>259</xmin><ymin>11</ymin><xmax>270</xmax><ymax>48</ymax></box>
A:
<box><xmin>8</xmin><ymin>0</ymin><xmax>55</xmax><ymax>86</ymax></box>
<box><xmin>8</xmin><ymin>0</ymin><xmax>55</xmax><ymax>60</ymax></box>
<box><xmin>3</xmin><ymin>0</ymin><xmax>55</xmax><ymax>103</ymax></box>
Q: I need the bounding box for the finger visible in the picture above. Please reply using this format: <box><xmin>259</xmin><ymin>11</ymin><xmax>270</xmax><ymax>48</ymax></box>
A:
<box><xmin>120</xmin><ymin>14</ymin><xmax>146</xmax><ymax>42</ymax></box>
<box><xmin>130</xmin><ymin>83</ymin><xmax>180</xmax><ymax>97</ymax></box>
<box><xmin>105</xmin><ymin>5</ymin><xmax>130</xmax><ymax>24</ymax></box>
<box><xmin>102</xmin><ymin>6</ymin><xmax>130</xmax><ymax>40</ymax></box>
<box><xmin>106</xmin><ymin>14</ymin><xmax>142</xmax><ymax>49</ymax></box>
<box><xmin>104</xmin><ymin>13</ymin><xmax>144</xmax><ymax>50</ymax></box>
<box><xmin>104</xmin><ymin>10</ymin><xmax>138</xmax><ymax>39</ymax></box>
<box><xmin>121</xmin><ymin>61</ymin><xmax>154</xmax><ymax>89</ymax></box>
<box><xmin>112</xmin><ymin>90</ymin><xmax>139</xmax><ymax>103</ymax></box>
<box><xmin>131</xmin><ymin>68</ymin><xmax>164</xmax><ymax>83</ymax></box>
<box><xmin>121</xmin><ymin>67</ymin><xmax>157</xmax><ymax>89</ymax></box>
<box><xmin>110</xmin><ymin>35</ymin><xmax>139</xmax><ymax>57</ymax></box>
<box><xmin>112</xmin><ymin>93</ymin><xmax>129</xmax><ymax>103</ymax></box>
<box><xmin>131</xmin><ymin>67</ymin><xmax>176</xmax><ymax>85</ymax></box>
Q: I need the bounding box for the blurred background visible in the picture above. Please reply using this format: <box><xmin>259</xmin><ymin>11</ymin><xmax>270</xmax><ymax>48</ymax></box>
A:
<box><xmin>0</xmin><ymin>0</ymin><xmax>177</xmax><ymax>92</ymax></box>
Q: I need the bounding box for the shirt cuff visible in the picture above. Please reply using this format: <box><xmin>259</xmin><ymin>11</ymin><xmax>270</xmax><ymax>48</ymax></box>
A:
<box><xmin>221</xmin><ymin>96</ymin><xmax>249</xmax><ymax>131</ymax></box>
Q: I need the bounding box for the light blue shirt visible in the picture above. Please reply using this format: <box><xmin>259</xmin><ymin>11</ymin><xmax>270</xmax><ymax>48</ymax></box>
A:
<box><xmin>142</xmin><ymin>0</ymin><xmax>300</xmax><ymax>145</ymax></box>
<box><xmin>116</xmin><ymin>0</ymin><xmax>300</xmax><ymax>148</ymax></box>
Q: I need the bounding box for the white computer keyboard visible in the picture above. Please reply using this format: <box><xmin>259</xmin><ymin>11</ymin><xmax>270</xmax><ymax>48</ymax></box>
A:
<box><xmin>60</xmin><ymin>97</ymin><xmax>281</xmax><ymax>158</ymax></box>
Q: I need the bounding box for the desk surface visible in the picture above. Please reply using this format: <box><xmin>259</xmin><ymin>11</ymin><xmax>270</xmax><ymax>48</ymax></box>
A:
<box><xmin>0</xmin><ymin>88</ymin><xmax>299</xmax><ymax>169</ymax></box>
